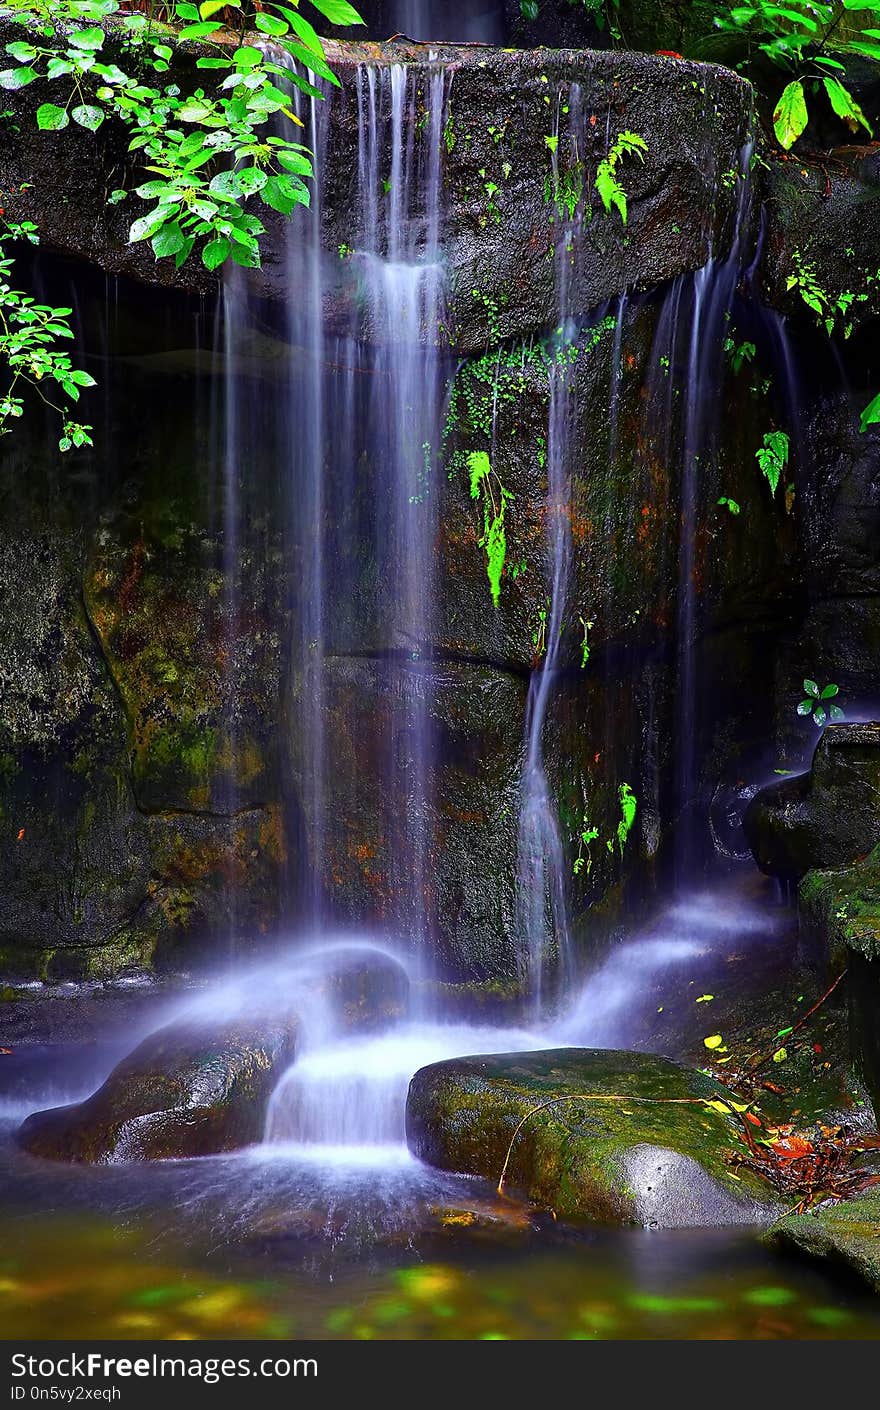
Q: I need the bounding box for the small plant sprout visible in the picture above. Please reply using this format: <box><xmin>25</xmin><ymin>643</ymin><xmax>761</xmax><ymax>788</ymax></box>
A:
<box><xmin>466</xmin><ymin>449</ymin><xmax>513</xmax><ymax>607</ymax></box>
<box><xmin>717</xmin><ymin>497</ymin><xmax>741</xmax><ymax>515</ymax></box>
<box><xmin>797</xmin><ymin>679</ymin><xmax>844</xmax><ymax>728</ymax></box>
<box><xmin>573</xmin><ymin>816</ymin><xmax>599</xmax><ymax>877</ymax></box>
<box><xmin>756</xmin><ymin>430</ymin><xmax>789</xmax><ymax>497</ymax></box>
<box><xmin>578</xmin><ymin>615</ymin><xmax>593</xmax><ymax>667</ymax></box>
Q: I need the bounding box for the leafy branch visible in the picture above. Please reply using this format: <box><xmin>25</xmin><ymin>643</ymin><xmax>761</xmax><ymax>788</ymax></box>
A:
<box><xmin>717</xmin><ymin>1</ymin><xmax>878</xmax><ymax>149</ymax></box>
<box><xmin>0</xmin><ymin>213</ymin><xmax>95</xmax><ymax>449</ymax></box>
<box><xmin>0</xmin><ymin>0</ymin><xmax>363</xmax><ymax>271</ymax></box>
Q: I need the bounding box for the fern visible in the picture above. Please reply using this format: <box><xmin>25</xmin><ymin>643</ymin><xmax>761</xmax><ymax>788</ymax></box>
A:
<box><xmin>595</xmin><ymin>131</ymin><xmax>647</xmax><ymax>226</ymax></box>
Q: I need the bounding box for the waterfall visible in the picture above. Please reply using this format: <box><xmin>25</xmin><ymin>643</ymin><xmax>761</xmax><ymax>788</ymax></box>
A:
<box><xmin>390</xmin><ymin>0</ymin><xmax>504</xmax><ymax>43</ymax></box>
<box><xmin>672</xmin><ymin>141</ymin><xmax>754</xmax><ymax>878</ymax></box>
<box><xmin>281</xmin><ymin>61</ymin><xmax>451</xmax><ymax>955</ymax></box>
<box><xmin>639</xmin><ymin>140</ymin><xmax>755</xmax><ymax>881</ymax></box>
<box><xmin>514</xmin><ymin>87</ymin><xmax>587</xmax><ymax>1007</ymax></box>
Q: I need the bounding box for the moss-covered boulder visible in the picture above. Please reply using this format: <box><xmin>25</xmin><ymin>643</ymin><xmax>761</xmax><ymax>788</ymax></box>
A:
<box><xmin>744</xmin><ymin>723</ymin><xmax>880</xmax><ymax>881</ymax></box>
<box><xmin>798</xmin><ymin>844</ymin><xmax>880</xmax><ymax>1119</ymax></box>
<box><xmin>17</xmin><ymin>1014</ymin><xmax>296</xmax><ymax>1163</ymax></box>
<box><xmin>765</xmin><ymin>1188</ymin><xmax>880</xmax><ymax>1293</ymax></box>
<box><xmin>406</xmin><ymin>1048</ymin><xmax>778</xmax><ymax>1226</ymax></box>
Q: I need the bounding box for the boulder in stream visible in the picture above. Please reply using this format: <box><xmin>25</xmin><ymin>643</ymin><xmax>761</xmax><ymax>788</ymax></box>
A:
<box><xmin>17</xmin><ymin>1015</ymin><xmax>296</xmax><ymax>1163</ymax></box>
<box><xmin>406</xmin><ymin>1048</ymin><xmax>779</xmax><ymax>1227</ymax></box>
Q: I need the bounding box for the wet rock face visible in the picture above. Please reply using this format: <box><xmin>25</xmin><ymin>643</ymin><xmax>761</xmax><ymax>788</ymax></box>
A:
<box><xmin>797</xmin><ymin>843</ymin><xmax>880</xmax><ymax>1117</ymax></box>
<box><xmin>744</xmin><ymin>723</ymin><xmax>880</xmax><ymax>882</ymax></box>
<box><xmin>405</xmin><ymin>1048</ymin><xmax>778</xmax><ymax>1226</ymax></box>
<box><xmin>2</xmin><ymin>36</ymin><xmax>753</xmax><ymax>349</ymax></box>
<box><xmin>0</xmin><ymin>308</ymin><xmax>290</xmax><ymax>980</ymax></box>
<box><xmin>17</xmin><ymin>1015</ymin><xmax>296</xmax><ymax>1163</ymax></box>
<box><xmin>320</xmin><ymin>44</ymin><xmax>752</xmax><ymax>352</ymax></box>
<box><xmin>762</xmin><ymin>150</ymin><xmax>880</xmax><ymax>338</ymax></box>
<box><xmin>291</xmin><ymin>657</ymin><xmax>528</xmax><ymax>981</ymax></box>
<box><xmin>309</xmin><ymin>945</ymin><xmax>411</xmax><ymax>1031</ymax></box>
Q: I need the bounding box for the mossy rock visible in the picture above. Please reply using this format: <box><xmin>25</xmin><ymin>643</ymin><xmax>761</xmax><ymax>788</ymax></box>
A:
<box><xmin>406</xmin><ymin>1048</ymin><xmax>779</xmax><ymax>1227</ymax></box>
<box><xmin>17</xmin><ymin>1015</ymin><xmax>296</xmax><ymax>1163</ymax></box>
<box><xmin>765</xmin><ymin>1188</ymin><xmax>880</xmax><ymax>1293</ymax></box>
<box><xmin>799</xmin><ymin>845</ymin><xmax>880</xmax><ymax>1122</ymax></box>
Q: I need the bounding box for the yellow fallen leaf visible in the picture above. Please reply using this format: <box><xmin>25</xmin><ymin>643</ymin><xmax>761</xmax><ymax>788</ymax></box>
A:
<box><xmin>696</xmin><ymin>994</ymin><xmax>714</xmax><ymax>1003</ymax></box>
<box><xmin>703</xmin><ymin>1035</ymin><xmax>724</xmax><ymax>1049</ymax></box>
<box><xmin>772</xmin><ymin>1047</ymin><xmax>787</xmax><ymax>1063</ymax></box>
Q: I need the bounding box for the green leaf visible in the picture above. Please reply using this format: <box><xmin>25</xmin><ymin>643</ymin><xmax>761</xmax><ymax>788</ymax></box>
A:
<box><xmin>307</xmin><ymin>0</ymin><xmax>364</xmax><ymax>23</ymax></box>
<box><xmin>256</xmin><ymin>13</ymin><xmax>288</xmax><ymax>36</ymax></box>
<box><xmin>36</xmin><ymin>103</ymin><xmax>69</xmax><ymax>131</ymax></box>
<box><xmin>178</xmin><ymin>21</ymin><xmax>223</xmax><ymax>38</ymax></box>
<box><xmin>773</xmin><ymin>79</ymin><xmax>808</xmax><ymax>150</ymax></box>
<box><xmin>0</xmin><ymin>66</ymin><xmax>36</xmax><ymax>89</ymax></box>
<box><xmin>202</xmin><ymin>236</ymin><xmax>230</xmax><ymax>270</ymax></box>
<box><xmin>72</xmin><ymin>104</ymin><xmax>104</xmax><ymax>131</ymax></box>
<box><xmin>813</xmin><ymin>706</ymin><xmax>827</xmax><ymax>727</ymax></box>
<box><xmin>280</xmin><ymin>36</ymin><xmax>339</xmax><ymax>84</ymax></box>
<box><xmin>68</xmin><ymin>27</ymin><xmax>105</xmax><ymax>50</ymax></box>
<box><xmin>128</xmin><ymin>207</ymin><xmax>174</xmax><ymax>243</ymax></box>
<box><xmin>829</xmin><ymin>704</ymin><xmax>845</xmax><ymax>722</ymax></box>
<box><xmin>823</xmin><ymin>77</ymin><xmax>873</xmax><ymax>138</ymax></box>
<box><xmin>820</xmin><ymin>683</ymin><xmax>839</xmax><ymax>699</ymax></box>
<box><xmin>281</xmin><ymin>6</ymin><xmax>326</xmax><ymax>56</ymax></box>
<box><xmin>5</xmin><ymin>42</ymin><xmax>37</xmax><ymax>61</ymax></box>
<box><xmin>151</xmin><ymin>222</ymin><xmax>187</xmax><ymax>258</ymax></box>
<box><xmin>797</xmin><ymin>700</ymin><xmax>813</xmax><ymax>715</ymax></box>
<box><xmin>804</xmin><ymin>679</ymin><xmax>819</xmax><ymax>698</ymax></box>
<box><xmin>860</xmin><ymin>390</ymin><xmax>880</xmax><ymax>433</ymax></box>
<box><xmin>260</xmin><ymin>172</ymin><xmax>309</xmax><ymax>213</ymax></box>
<box><xmin>199</xmin><ymin>0</ymin><xmax>230</xmax><ymax>15</ymax></box>
<box><xmin>235</xmin><ymin>166</ymin><xmax>267</xmax><ymax>195</ymax></box>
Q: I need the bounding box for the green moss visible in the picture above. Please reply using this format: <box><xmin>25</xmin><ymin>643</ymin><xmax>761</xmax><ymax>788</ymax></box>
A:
<box><xmin>408</xmin><ymin>1049</ymin><xmax>775</xmax><ymax>1223</ymax></box>
<box><xmin>766</xmin><ymin>1188</ymin><xmax>880</xmax><ymax>1293</ymax></box>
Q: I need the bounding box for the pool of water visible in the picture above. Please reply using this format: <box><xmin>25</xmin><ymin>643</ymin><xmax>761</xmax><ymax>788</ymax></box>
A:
<box><xmin>3</xmin><ymin>877</ymin><xmax>878</xmax><ymax>1342</ymax></box>
<box><xmin>3</xmin><ymin>1088</ymin><xmax>880</xmax><ymax>1341</ymax></box>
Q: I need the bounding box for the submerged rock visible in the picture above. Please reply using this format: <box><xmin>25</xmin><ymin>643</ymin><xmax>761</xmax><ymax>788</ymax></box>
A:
<box><xmin>765</xmin><ymin>1188</ymin><xmax>880</xmax><ymax>1293</ymax></box>
<box><xmin>18</xmin><ymin>1016</ymin><xmax>296</xmax><ymax>1163</ymax></box>
<box><xmin>405</xmin><ymin>1048</ymin><xmax>777</xmax><ymax>1227</ymax></box>
<box><xmin>744</xmin><ymin>723</ymin><xmax>880</xmax><ymax>882</ymax></box>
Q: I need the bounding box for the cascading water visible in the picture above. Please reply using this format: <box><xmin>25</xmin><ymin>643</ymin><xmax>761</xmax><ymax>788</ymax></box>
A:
<box><xmin>514</xmin><ymin>87</ymin><xmax>587</xmax><ymax>1007</ymax></box>
<box><xmin>390</xmin><ymin>0</ymin><xmax>504</xmax><ymax>43</ymax></box>
<box><xmin>663</xmin><ymin>140</ymin><xmax>755</xmax><ymax>879</ymax></box>
<box><xmin>282</xmin><ymin>62</ymin><xmax>451</xmax><ymax>950</ymax></box>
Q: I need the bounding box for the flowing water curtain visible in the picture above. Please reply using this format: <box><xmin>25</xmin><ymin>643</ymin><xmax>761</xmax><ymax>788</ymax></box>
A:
<box><xmin>642</xmin><ymin>136</ymin><xmax>757</xmax><ymax>881</ymax></box>
<box><xmin>282</xmin><ymin>60</ymin><xmax>453</xmax><ymax>949</ymax></box>
<box><xmin>515</xmin><ymin>84</ymin><xmax>592</xmax><ymax>1009</ymax></box>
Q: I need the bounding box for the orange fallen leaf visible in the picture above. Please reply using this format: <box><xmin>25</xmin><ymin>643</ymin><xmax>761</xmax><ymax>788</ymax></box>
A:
<box><xmin>771</xmin><ymin>1135</ymin><xmax>814</xmax><ymax>1161</ymax></box>
<box><xmin>744</xmin><ymin>1112</ymin><xmax>762</xmax><ymax>1127</ymax></box>
<box><xmin>16</xmin><ymin>829</ymin><xmax>24</xmax><ymax>841</ymax></box>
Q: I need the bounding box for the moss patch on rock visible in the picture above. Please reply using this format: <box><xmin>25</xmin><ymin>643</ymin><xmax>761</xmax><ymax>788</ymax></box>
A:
<box><xmin>406</xmin><ymin>1047</ymin><xmax>779</xmax><ymax>1226</ymax></box>
<box><xmin>765</xmin><ymin>1187</ymin><xmax>880</xmax><ymax>1293</ymax></box>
